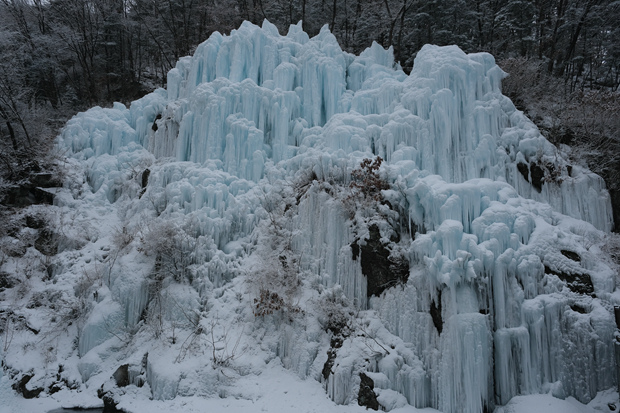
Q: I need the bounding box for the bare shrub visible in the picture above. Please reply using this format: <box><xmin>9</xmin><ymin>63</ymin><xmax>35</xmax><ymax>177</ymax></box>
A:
<box><xmin>253</xmin><ymin>288</ymin><xmax>302</xmax><ymax>317</ymax></box>
<box><xmin>343</xmin><ymin>157</ymin><xmax>391</xmax><ymax>221</ymax></box>
<box><xmin>74</xmin><ymin>266</ymin><xmax>103</xmax><ymax>299</ymax></box>
<box><xmin>349</xmin><ymin>157</ymin><xmax>389</xmax><ymax>202</ymax></box>
<box><xmin>316</xmin><ymin>286</ymin><xmax>354</xmax><ymax>337</ymax></box>
<box><xmin>138</xmin><ymin>220</ymin><xmax>197</xmax><ymax>283</ymax></box>
<box><xmin>112</xmin><ymin>225</ymin><xmax>136</xmax><ymax>252</ymax></box>
<box><xmin>250</xmin><ymin>186</ymin><xmax>303</xmax><ymax>319</ymax></box>
<box><xmin>204</xmin><ymin>317</ymin><xmax>244</xmax><ymax>368</ymax></box>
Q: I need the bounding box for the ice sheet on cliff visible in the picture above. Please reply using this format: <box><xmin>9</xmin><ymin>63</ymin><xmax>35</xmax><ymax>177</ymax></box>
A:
<box><xmin>40</xmin><ymin>19</ymin><xmax>619</xmax><ymax>413</ymax></box>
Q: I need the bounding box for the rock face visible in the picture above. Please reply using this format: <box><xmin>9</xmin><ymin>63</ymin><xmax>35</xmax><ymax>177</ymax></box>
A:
<box><xmin>430</xmin><ymin>291</ymin><xmax>443</xmax><ymax>335</ymax></box>
<box><xmin>141</xmin><ymin>169</ymin><xmax>150</xmax><ymax>189</ymax></box>
<box><xmin>610</xmin><ymin>190</ymin><xmax>620</xmax><ymax>232</ymax></box>
<box><xmin>4</xmin><ymin>186</ymin><xmax>55</xmax><ymax>207</ymax></box>
<box><xmin>100</xmin><ymin>392</ymin><xmax>122</xmax><ymax>413</ymax></box>
<box><xmin>356</xmin><ymin>224</ymin><xmax>409</xmax><ymax>298</ymax></box>
<box><xmin>545</xmin><ymin>265</ymin><xmax>595</xmax><ymax>296</ymax></box>
<box><xmin>12</xmin><ymin>374</ymin><xmax>43</xmax><ymax>399</ymax></box>
<box><xmin>0</xmin><ymin>272</ymin><xmax>17</xmax><ymax>292</ymax></box>
<box><xmin>358</xmin><ymin>373</ymin><xmax>379</xmax><ymax>410</ymax></box>
<box><xmin>112</xmin><ymin>364</ymin><xmax>130</xmax><ymax>387</ymax></box>
<box><xmin>34</xmin><ymin>229</ymin><xmax>57</xmax><ymax>256</ymax></box>
<box><xmin>3</xmin><ymin>173</ymin><xmax>60</xmax><ymax>207</ymax></box>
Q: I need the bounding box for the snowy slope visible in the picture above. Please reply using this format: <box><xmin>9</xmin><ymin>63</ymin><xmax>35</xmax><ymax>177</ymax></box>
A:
<box><xmin>1</xmin><ymin>20</ymin><xmax>619</xmax><ymax>413</ymax></box>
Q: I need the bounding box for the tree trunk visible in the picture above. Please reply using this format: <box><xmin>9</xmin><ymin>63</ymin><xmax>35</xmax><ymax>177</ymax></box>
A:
<box><xmin>6</xmin><ymin>120</ymin><xmax>18</xmax><ymax>150</ymax></box>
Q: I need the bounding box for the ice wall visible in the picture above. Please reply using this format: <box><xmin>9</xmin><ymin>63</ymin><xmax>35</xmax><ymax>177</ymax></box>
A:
<box><xmin>57</xmin><ymin>19</ymin><xmax>618</xmax><ymax>412</ymax></box>
<box><xmin>292</xmin><ymin>185</ymin><xmax>367</xmax><ymax>307</ymax></box>
<box><xmin>60</xmin><ymin>20</ymin><xmax>612</xmax><ymax>231</ymax></box>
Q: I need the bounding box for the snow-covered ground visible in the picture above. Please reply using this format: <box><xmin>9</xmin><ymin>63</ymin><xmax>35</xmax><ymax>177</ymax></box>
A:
<box><xmin>1</xmin><ymin>19</ymin><xmax>619</xmax><ymax>413</ymax></box>
<box><xmin>1</xmin><ymin>371</ymin><xmax>618</xmax><ymax>413</ymax></box>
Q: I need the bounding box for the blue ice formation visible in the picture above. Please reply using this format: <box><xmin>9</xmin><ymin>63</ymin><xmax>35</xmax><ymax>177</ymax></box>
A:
<box><xmin>59</xmin><ymin>20</ymin><xmax>617</xmax><ymax>413</ymax></box>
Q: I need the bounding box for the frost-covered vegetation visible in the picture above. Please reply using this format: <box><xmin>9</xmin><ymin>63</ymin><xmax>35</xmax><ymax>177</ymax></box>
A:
<box><xmin>1</xmin><ymin>21</ymin><xmax>620</xmax><ymax>413</ymax></box>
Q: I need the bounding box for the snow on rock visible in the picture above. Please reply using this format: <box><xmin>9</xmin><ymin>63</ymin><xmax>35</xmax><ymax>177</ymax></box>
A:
<box><xmin>2</xmin><ymin>19</ymin><xmax>618</xmax><ymax>413</ymax></box>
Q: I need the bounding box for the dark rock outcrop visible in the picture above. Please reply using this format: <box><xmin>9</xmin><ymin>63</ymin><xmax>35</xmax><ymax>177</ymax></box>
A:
<box><xmin>322</xmin><ymin>316</ymin><xmax>349</xmax><ymax>381</ymax></box>
<box><xmin>545</xmin><ymin>265</ymin><xmax>594</xmax><ymax>295</ymax></box>
<box><xmin>517</xmin><ymin>160</ymin><xmax>562</xmax><ymax>193</ymax></box>
<box><xmin>0</xmin><ymin>272</ymin><xmax>17</xmax><ymax>292</ymax></box>
<box><xmin>98</xmin><ymin>387</ymin><xmax>123</xmax><ymax>413</ymax></box>
<box><xmin>517</xmin><ymin>162</ymin><xmax>530</xmax><ymax>184</ymax></box>
<box><xmin>430</xmin><ymin>290</ymin><xmax>443</xmax><ymax>335</ymax></box>
<box><xmin>358</xmin><ymin>372</ymin><xmax>379</xmax><ymax>410</ymax></box>
<box><xmin>25</xmin><ymin>214</ymin><xmax>46</xmax><ymax>229</ymax></box>
<box><xmin>529</xmin><ymin>163</ymin><xmax>545</xmax><ymax>192</ymax></box>
<box><xmin>35</xmin><ymin>229</ymin><xmax>57</xmax><ymax>256</ymax></box>
<box><xmin>152</xmin><ymin>114</ymin><xmax>162</xmax><ymax>131</ymax></box>
<box><xmin>4</xmin><ymin>186</ymin><xmax>55</xmax><ymax>207</ymax></box>
<box><xmin>517</xmin><ymin>161</ymin><xmax>544</xmax><ymax>192</ymax></box>
<box><xmin>355</xmin><ymin>224</ymin><xmax>409</xmax><ymax>298</ymax></box>
<box><xmin>141</xmin><ymin>169</ymin><xmax>150</xmax><ymax>189</ymax></box>
<box><xmin>570</xmin><ymin>303</ymin><xmax>589</xmax><ymax>314</ymax></box>
<box><xmin>322</xmin><ymin>349</ymin><xmax>337</xmax><ymax>381</ymax></box>
<box><xmin>610</xmin><ymin>190</ymin><xmax>620</xmax><ymax>233</ymax></box>
<box><xmin>112</xmin><ymin>364</ymin><xmax>130</xmax><ymax>387</ymax></box>
<box><xmin>13</xmin><ymin>374</ymin><xmax>44</xmax><ymax>399</ymax></box>
<box><xmin>3</xmin><ymin>172</ymin><xmax>61</xmax><ymax>207</ymax></box>
<box><xmin>561</xmin><ymin>250</ymin><xmax>581</xmax><ymax>262</ymax></box>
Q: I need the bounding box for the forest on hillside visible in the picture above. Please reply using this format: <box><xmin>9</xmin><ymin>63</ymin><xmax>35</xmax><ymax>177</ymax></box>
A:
<box><xmin>1</xmin><ymin>0</ymin><xmax>619</xmax><ymax>220</ymax></box>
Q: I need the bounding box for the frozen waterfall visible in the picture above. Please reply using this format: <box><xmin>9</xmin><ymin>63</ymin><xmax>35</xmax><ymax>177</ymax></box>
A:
<box><xmin>54</xmin><ymin>19</ymin><xmax>618</xmax><ymax>413</ymax></box>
